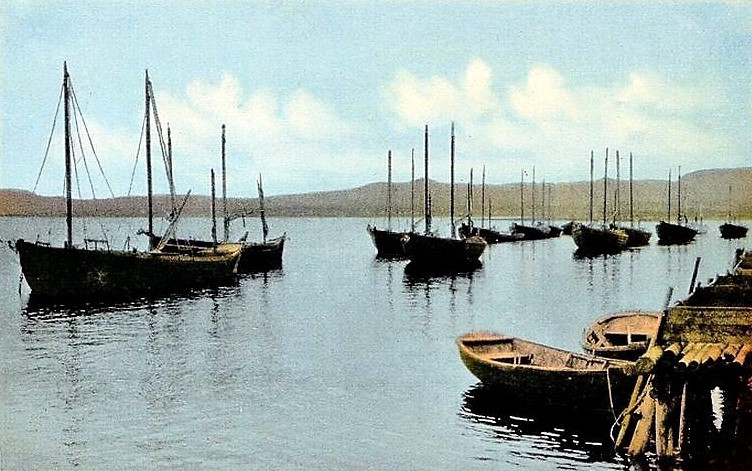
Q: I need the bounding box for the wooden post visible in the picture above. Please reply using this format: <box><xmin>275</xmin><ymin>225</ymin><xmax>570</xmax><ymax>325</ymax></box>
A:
<box><xmin>628</xmin><ymin>389</ymin><xmax>656</xmax><ymax>456</ymax></box>
<box><xmin>688</xmin><ymin>257</ymin><xmax>701</xmax><ymax>294</ymax></box>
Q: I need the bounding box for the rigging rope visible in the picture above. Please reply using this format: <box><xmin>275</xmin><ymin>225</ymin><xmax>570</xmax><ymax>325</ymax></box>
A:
<box><xmin>70</xmin><ymin>85</ymin><xmax>115</xmax><ymax>198</ymax></box>
<box><xmin>128</xmin><ymin>113</ymin><xmax>146</xmax><ymax>196</ymax></box>
<box><xmin>33</xmin><ymin>83</ymin><xmax>64</xmax><ymax>193</ymax></box>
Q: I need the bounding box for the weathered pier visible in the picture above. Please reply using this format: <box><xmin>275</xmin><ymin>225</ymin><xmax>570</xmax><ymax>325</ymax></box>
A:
<box><xmin>615</xmin><ymin>249</ymin><xmax>752</xmax><ymax>466</ymax></box>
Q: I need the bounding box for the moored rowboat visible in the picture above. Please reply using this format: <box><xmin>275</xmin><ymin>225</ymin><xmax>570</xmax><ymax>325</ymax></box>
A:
<box><xmin>457</xmin><ymin>332</ymin><xmax>635</xmax><ymax>415</ymax></box>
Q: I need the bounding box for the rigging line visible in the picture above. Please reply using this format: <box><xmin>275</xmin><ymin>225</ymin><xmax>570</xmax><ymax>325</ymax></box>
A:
<box><xmin>71</xmin><ymin>98</ymin><xmax>97</xmax><ymax>199</ymax></box>
<box><xmin>127</xmin><ymin>113</ymin><xmax>146</xmax><ymax>196</ymax></box>
<box><xmin>33</xmin><ymin>83</ymin><xmax>65</xmax><ymax>193</ymax></box>
<box><xmin>146</xmin><ymin>82</ymin><xmax>173</xmax><ymax>190</ymax></box>
<box><xmin>70</xmin><ymin>85</ymin><xmax>115</xmax><ymax>198</ymax></box>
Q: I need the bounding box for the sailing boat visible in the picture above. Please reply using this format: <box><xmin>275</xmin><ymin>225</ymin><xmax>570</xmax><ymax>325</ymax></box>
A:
<box><xmin>402</xmin><ymin>123</ymin><xmax>487</xmax><ymax>269</ymax></box>
<box><xmin>235</xmin><ymin>173</ymin><xmax>286</xmax><ymax>271</ymax></box>
<box><xmin>616</xmin><ymin>152</ymin><xmax>651</xmax><ymax>247</ymax></box>
<box><xmin>458</xmin><ymin>166</ymin><xmax>521</xmax><ymax>243</ymax></box>
<box><xmin>572</xmin><ymin>149</ymin><xmax>628</xmax><ymax>255</ymax></box>
<box><xmin>367</xmin><ymin>149</ymin><xmax>410</xmax><ymax>258</ymax></box>
<box><xmin>656</xmin><ymin>167</ymin><xmax>697</xmax><ymax>245</ymax></box>
<box><xmin>510</xmin><ymin>167</ymin><xmax>552</xmax><ymax>240</ymax></box>
<box><xmin>145</xmin><ymin>123</ymin><xmax>285</xmax><ymax>271</ymax></box>
<box><xmin>13</xmin><ymin>63</ymin><xmax>241</xmax><ymax>303</ymax></box>
<box><xmin>719</xmin><ymin>185</ymin><xmax>748</xmax><ymax>239</ymax></box>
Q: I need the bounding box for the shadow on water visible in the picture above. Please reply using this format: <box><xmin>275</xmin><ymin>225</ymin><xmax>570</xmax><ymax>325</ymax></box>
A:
<box><xmin>403</xmin><ymin>260</ymin><xmax>482</xmax><ymax>280</ymax></box>
<box><xmin>459</xmin><ymin>383</ymin><xmax>625</xmax><ymax>467</ymax></box>
<box><xmin>23</xmin><ymin>283</ymin><xmax>244</xmax><ymax>320</ymax></box>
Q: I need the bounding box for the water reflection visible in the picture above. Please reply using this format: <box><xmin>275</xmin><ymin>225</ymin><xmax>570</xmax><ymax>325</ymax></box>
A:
<box><xmin>459</xmin><ymin>384</ymin><xmax>624</xmax><ymax>468</ymax></box>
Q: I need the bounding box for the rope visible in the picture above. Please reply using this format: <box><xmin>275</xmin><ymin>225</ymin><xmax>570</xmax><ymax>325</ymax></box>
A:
<box><xmin>33</xmin><ymin>83</ymin><xmax>64</xmax><ymax>193</ymax></box>
<box><xmin>70</xmin><ymin>85</ymin><xmax>115</xmax><ymax>198</ymax></box>
<box><xmin>127</xmin><ymin>113</ymin><xmax>146</xmax><ymax>196</ymax></box>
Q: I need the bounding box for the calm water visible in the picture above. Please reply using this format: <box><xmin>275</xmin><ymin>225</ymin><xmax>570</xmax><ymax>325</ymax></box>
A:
<box><xmin>0</xmin><ymin>216</ymin><xmax>748</xmax><ymax>470</ymax></box>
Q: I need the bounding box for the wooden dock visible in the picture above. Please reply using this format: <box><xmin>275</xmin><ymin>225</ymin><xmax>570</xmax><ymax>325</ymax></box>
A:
<box><xmin>615</xmin><ymin>249</ymin><xmax>752</xmax><ymax>464</ymax></box>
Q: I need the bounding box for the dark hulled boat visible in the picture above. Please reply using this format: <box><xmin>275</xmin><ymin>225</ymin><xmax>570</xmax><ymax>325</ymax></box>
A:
<box><xmin>572</xmin><ymin>224</ymin><xmax>628</xmax><ymax>255</ymax></box>
<box><xmin>367</xmin><ymin>149</ymin><xmax>410</xmax><ymax>258</ymax></box>
<box><xmin>656</xmin><ymin>167</ymin><xmax>696</xmax><ymax>245</ymax></box>
<box><xmin>510</xmin><ymin>222</ymin><xmax>551</xmax><ymax>240</ymax></box>
<box><xmin>656</xmin><ymin>221</ymin><xmax>698</xmax><ymax>245</ymax></box>
<box><xmin>720</xmin><ymin>223</ymin><xmax>748</xmax><ymax>240</ymax></box>
<box><xmin>15</xmin><ymin>239</ymin><xmax>240</xmax><ymax>302</ymax></box>
<box><xmin>14</xmin><ymin>63</ymin><xmax>241</xmax><ymax>303</ymax></box>
<box><xmin>459</xmin><ymin>223</ymin><xmax>523</xmax><ymax>243</ymax></box>
<box><xmin>622</xmin><ymin>226</ymin><xmax>652</xmax><ymax>247</ymax></box>
<box><xmin>402</xmin><ymin>123</ymin><xmax>486</xmax><ymax>270</ymax></box>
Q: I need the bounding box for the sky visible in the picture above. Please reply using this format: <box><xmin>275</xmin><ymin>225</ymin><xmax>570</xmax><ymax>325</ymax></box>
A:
<box><xmin>0</xmin><ymin>1</ymin><xmax>750</xmax><ymax>198</ymax></box>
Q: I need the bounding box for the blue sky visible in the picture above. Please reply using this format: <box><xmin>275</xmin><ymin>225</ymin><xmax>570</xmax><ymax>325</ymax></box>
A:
<box><xmin>1</xmin><ymin>1</ymin><xmax>750</xmax><ymax>197</ymax></box>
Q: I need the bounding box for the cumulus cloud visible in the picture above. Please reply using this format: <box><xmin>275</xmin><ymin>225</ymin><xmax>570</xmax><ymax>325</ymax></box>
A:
<box><xmin>384</xmin><ymin>60</ymin><xmax>739</xmax><ymax>181</ymax></box>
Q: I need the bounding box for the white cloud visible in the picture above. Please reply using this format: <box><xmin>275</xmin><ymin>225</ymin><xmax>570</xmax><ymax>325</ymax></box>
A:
<box><xmin>385</xmin><ymin>60</ymin><xmax>740</xmax><ymax>182</ymax></box>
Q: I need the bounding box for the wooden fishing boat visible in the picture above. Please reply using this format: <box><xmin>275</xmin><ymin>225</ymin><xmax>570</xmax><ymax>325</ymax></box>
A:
<box><xmin>459</xmin><ymin>223</ymin><xmax>523</xmax><ymax>243</ymax></box>
<box><xmin>572</xmin><ymin>149</ymin><xmax>629</xmax><ymax>255</ymax></box>
<box><xmin>14</xmin><ymin>64</ymin><xmax>241</xmax><ymax>303</ymax></box>
<box><xmin>572</xmin><ymin>224</ymin><xmax>628</xmax><ymax>255</ymax></box>
<box><xmin>510</xmin><ymin>222</ymin><xmax>551</xmax><ymax>240</ymax></box>
<box><xmin>15</xmin><ymin>239</ymin><xmax>240</xmax><ymax>301</ymax></box>
<box><xmin>617</xmin><ymin>152</ymin><xmax>651</xmax><ymax>247</ymax></box>
<box><xmin>402</xmin><ymin>123</ymin><xmax>486</xmax><ymax>269</ymax></box>
<box><xmin>720</xmin><ymin>223</ymin><xmax>748</xmax><ymax>240</ymax></box>
<box><xmin>457</xmin><ymin>332</ymin><xmax>636</xmax><ymax>414</ymax></box>
<box><xmin>561</xmin><ymin>221</ymin><xmax>575</xmax><ymax>236</ymax></box>
<box><xmin>656</xmin><ymin>167</ymin><xmax>697</xmax><ymax>245</ymax></box>
<box><xmin>581</xmin><ymin>311</ymin><xmax>661</xmax><ymax>361</ymax></box>
<box><xmin>656</xmin><ymin>220</ymin><xmax>697</xmax><ymax>245</ymax></box>
<box><xmin>402</xmin><ymin>232</ymin><xmax>486</xmax><ymax>269</ymax></box>
<box><xmin>367</xmin><ymin>150</ymin><xmax>410</xmax><ymax>258</ymax></box>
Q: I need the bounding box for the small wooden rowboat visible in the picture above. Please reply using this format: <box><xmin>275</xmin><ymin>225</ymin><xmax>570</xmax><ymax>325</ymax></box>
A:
<box><xmin>457</xmin><ymin>332</ymin><xmax>635</xmax><ymax>415</ymax></box>
<box><xmin>581</xmin><ymin>311</ymin><xmax>661</xmax><ymax>361</ymax></box>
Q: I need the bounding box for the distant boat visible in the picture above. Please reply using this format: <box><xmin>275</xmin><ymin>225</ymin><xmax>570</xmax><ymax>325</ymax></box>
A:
<box><xmin>656</xmin><ymin>167</ymin><xmax>697</xmax><ymax>245</ymax></box>
<box><xmin>572</xmin><ymin>149</ymin><xmax>628</xmax><ymax>255</ymax></box>
<box><xmin>561</xmin><ymin>221</ymin><xmax>575</xmax><ymax>236</ymax></box>
<box><xmin>720</xmin><ymin>222</ymin><xmax>748</xmax><ymax>240</ymax></box>
<box><xmin>144</xmin><ymin>122</ymin><xmax>285</xmax><ymax>271</ymax></box>
<box><xmin>14</xmin><ymin>63</ymin><xmax>241</xmax><ymax>303</ymax></box>
<box><xmin>402</xmin><ymin>123</ymin><xmax>487</xmax><ymax>270</ymax></box>
<box><xmin>458</xmin><ymin>167</ymin><xmax>522</xmax><ymax>243</ymax></box>
<box><xmin>719</xmin><ymin>185</ymin><xmax>748</xmax><ymax>239</ymax></box>
<box><xmin>511</xmin><ymin>166</ymin><xmax>553</xmax><ymax>240</ymax></box>
<box><xmin>457</xmin><ymin>332</ymin><xmax>635</xmax><ymax>414</ymax></box>
<box><xmin>367</xmin><ymin>149</ymin><xmax>410</xmax><ymax>258</ymax></box>
<box><xmin>581</xmin><ymin>311</ymin><xmax>661</xmax><ymax>361</ymax></box>
<box><xmin>616</xmin><ymin>152</ymin><xmax>651</xmax><ymax>247</ymax></box>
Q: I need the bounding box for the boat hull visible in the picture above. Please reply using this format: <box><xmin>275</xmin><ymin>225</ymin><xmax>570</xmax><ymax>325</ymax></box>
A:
<box><xmin>510</xmin><ymin>223</ymin><xmax>550</xmax><ymax>240</ymax></box>
<box><xmin>459</xmin><ymin>224</ymin><xmax>523</xmax><ymax>244</ymax></box>
<box><xmin>720</xmin><ymin>223</ymin><xmax>748</xmax><ymax>240</ymax></box>
<box><xmin>402</xmin><ymin>233</ymin><xmax>486</xmax><ymax>269</ymax></box>
<box><xmin>572</xmin><ymin>224</ymin><xmax>628</xmax><ymax>255</ymax></box>
<box><xmin>457</xmin><ymin>332</ymin><xmax>635</xmax><ymax>414</ymax></box>
<box><xmin>236</xmin><ymin>235</ymin><xmax>285</xmax><ymax>271</ymax></box>
<box><xmin>621</xmin><ymin>227</ymin><xmax>652</xmax><ymax>247</ymax></box>
<box><xmin>15</xmin><ymin>239</ymin><xmax>240</xmax><ymax>302</ymax></box>
<box><xmin>581</xmin><ymin>311</ymin><xmax>661</xmax><ymax>361</ymax></box>
<box><xmin>149</xmin><ymin>233</ymin><xmax>284</xmax><ymax>272</ymax></box>
<box><xmin>656</xmin><ymin>221</ymin><xmax>697</xmax><ymax>245</ymax></box>
<box><xmin>367</xmin><ymin>225</ymin><xmax>409</xmax><ymax>258</ymax></box>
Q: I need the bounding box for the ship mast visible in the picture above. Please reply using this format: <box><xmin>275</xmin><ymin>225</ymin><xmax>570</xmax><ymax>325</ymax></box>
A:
<box><xmin>63</xmin><ymin>62</ymin><xmax>73</xmax><ymax>248</ymax></box>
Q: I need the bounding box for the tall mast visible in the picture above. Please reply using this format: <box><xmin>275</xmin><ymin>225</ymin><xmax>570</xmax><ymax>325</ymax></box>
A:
<box><xmin>531</xmin><ymin>166</ymin><xmax>536</xmax><ymax>224</ymax></box>
<box><xmin>541</xmin><ymin>179</ymin><xmax>546</xmax><ymax>222</ymax></box>
<box><xmin>222</xmin><ymin>124</ymin><xmax>229</xmax><ymax>241</ymax></box>
<box><xmin>481</xmin><ymin>165</ymin><xmax>486</xmax><ymax>228</ymax></box>
<box><xmin>603</xmin><ymin>148</ymin><xmax>608</xmax><ymax>226</ymax></box>
<box><xmin>450</xmin><ymin>122</ymin><xmax>455</xmax><ymax>236</ymax></box>
<box><xmin>589</xmin><ymin>150</ymin><xmax>594</xmax><ymax>225</ymax></box>
<box><xmin>424</xmin><ymin>125</ymin><xmax>430</xmax><ymax>234</ymax></box>
<box><xmin>411</xmin><ymin>148</ymin><xmax>415</xmax><ymax>232</ymax></box>
<box><xmin>615</xmin><ymin>150</ymin><xmax>620</xmax><ymax>224</ymax></box>
<box><xmin>258</xmin><ymin>174</ymin><xmax>269</xmax><ymax>243</ymax></box>
<box><xmin>468</xmin><ymin>167</ymin><xmax>473</xmax><ymax>221</ymax></box>
<box><xmin>677</xmin><ymin>166</ymin><xmax>682</xmax><ymax>222</ymax></box>
<box><xmin>667</xmin><ymin>168</ymin><xmax>672</xmax><ymax>222</ymax></box>
<box><xmin>167</xmin><ymin>125</ymin><xmax>176</xmax><ymax>216</ymax></box>
<box><xmin>387</xmin><ymin>150</ymin><xmax>392</xmax><ymax>230</ymax></box>
<box><xmin>520</xmin><ymin>168</ymin><xmax>524</xmax><ymax>225</ymax></box>
<box><xmin>211</xmin><ymin>169</ymin><xmax>217</xmax><ymax>245</ymax></box>
<box><xmin>63</xmin><ymin>62</ymin><xmax>73</xmax><ymax>248</ymax></box>
<box><xmin>629</xmin><ymin>152</ymin><xmax>634</xmax><ymax>227</ymax></box>
<box><xmin>145</xmin><ymin>70</ymin><xmax>154</xmax><ymax>248</ymax></box>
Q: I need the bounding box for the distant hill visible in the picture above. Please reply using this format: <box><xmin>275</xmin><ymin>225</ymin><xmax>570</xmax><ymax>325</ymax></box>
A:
<box><xmin>1</xmin><ymin>167</ymin><xmax>750</xmax><ymax>220</ymax></box>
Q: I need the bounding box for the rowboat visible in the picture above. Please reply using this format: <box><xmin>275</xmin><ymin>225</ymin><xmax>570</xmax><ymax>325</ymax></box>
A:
<box><xmin>581</xmin><ymin>311</ymin><xmax>661</xmax><ymax>361</ymax></box>
<box><xmin>457</xmin><ymin>332</ymin><xmax>635</xmax><ymax>414</ymax></box>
